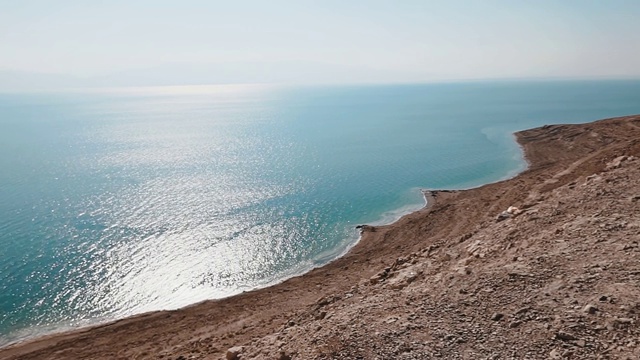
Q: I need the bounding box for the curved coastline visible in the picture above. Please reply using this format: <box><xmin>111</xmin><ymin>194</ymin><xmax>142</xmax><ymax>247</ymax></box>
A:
<box><xmin>0</xmin><ymin>122</ymin><xmax>558</xmax><ymax>353</ymax></box>
<box><xmin>0</xmin><ymin>187</ymin><xmax>433</xmax><ymax>350</ymax></box>
<box><xmin>2</xmin><ymin>114</ymin><xmax>640</xmax><ymax>359</ymax></box>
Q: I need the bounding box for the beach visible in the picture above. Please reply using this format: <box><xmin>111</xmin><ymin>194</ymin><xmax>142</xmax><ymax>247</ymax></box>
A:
<box><xmin>2</xmin><ymin>114</ymin><xmax>640</xmax><ymax>359</ymax></box>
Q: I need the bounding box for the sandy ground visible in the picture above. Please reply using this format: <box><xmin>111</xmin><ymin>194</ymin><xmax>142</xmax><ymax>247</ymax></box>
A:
<box><xmin>1</xmin><ymin>115</ymin><xmax>639</xmax><ymax>359</ymax></box>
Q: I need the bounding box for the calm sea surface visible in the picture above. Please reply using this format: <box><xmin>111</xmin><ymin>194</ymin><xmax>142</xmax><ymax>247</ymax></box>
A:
<box><xmin>1</xmin><ymin>80</ymin><xmax>640</xmax><ymax>344</ymax></box>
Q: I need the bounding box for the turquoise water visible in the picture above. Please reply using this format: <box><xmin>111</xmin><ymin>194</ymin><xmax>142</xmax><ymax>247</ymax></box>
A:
<box><xmin>1</xmin><ymin>80</ymin><xmax>640</xmax><ymax>345</ymax></box>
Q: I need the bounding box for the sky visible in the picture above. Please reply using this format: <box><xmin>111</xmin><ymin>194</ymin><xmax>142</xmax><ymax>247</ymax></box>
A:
<box><xmin>1</xmin><ymin>0</ymin><xmax>640</xmax><ymax>88</ymax></box>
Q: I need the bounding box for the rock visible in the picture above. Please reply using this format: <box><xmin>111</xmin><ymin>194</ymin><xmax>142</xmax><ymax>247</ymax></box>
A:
<box><xmin>599</xmin><ymin>295</ymin><xmax>609</xmax><ymax>302</ymax></box>
<box><xmin>315</xmin><ymin>295</ymin><xmax>339</xmax><ymax>306</ymax></box>
<box><xmin>226</xmin><ymin>346</ymin><xmax>243</xmax><ymax>360</ymax></box>
<box><xmin>387</xmin><ymin>268</ymin><xmax>420</xmax><ymax>290</ymax></box>
<box><xmin>496</xmin><ymin>206</ymin><xmax>523</xmax><ymax>221</ymax></box>
<box><xmin>549</xmin><ymin>349</ymin><xmax>562</xmax><ymax>359</ymax></box>
<box><xmin>509</xmin><ymin>320</ymin><xmax>522</xmax><ymax>328</ymax></box>
<box><xmin>496</xmin><ymin>211</ymin><xmax>512</xmax><ymax>222</ymax></box>
<box><xmin>507</xmin><ymin>206</ymin><xmax>523</xmax><ymax>215</ymax></box>
<box><xmin>356</xmin><ymin>224</ymin><xmax>376</xmax><ymax>232</ymax></box>
<box><xmin>615</xmin><ymin>317</ymin><xmax>634</xmax><ymax>325</ymax></box>
<box><xmin>315</xmin><ymin>311</ymin><xmax>327</xmax><ymax>320</ymax></box>
<box><xmin>585</xmin><ymin>174</ymin><xmax>602</xmax><ymax>183</ymax></box>
<box><xmin>391</xmin><ymin>257</ymin><xmax>408</xmax><ymax>270</ymax></box>
<box><xmin>582</xmin><ymin>304</ymin><xmax>598</xmax><ymax>314</ymax></box>
<box><xmin>515</xmin><ymin>307</ymin><xmax>531</xmax><ymax>315</ymax></box>
<box><xmin>606</xmin><ymin>155</ymin><xmax>627</xmax><ymax>170</ymax></box>
<box><xmin>277</xmin><ymin>351</ymin><xmax>292</xmax><ymax>360</ymax></box>
<box><xmin>370</xmin><ymin>268</ymin><xmax>392</xmax><ymax>284</ymax></box>
<box><xmin>491</xmin><ymin>313</ymin><xmax>504</xmax><ymax>321</ymax></box>
<box><xmin>555</xmin><ymin>331</ymin><xmax>578</xmax><ymax>341</ymax></box>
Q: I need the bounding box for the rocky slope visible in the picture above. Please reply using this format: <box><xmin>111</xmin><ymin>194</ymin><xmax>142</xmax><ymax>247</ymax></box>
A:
<box><xmin>2</xmin><ymin>115</ymin><xmax>639</xmax><ymax>360</ymax></box>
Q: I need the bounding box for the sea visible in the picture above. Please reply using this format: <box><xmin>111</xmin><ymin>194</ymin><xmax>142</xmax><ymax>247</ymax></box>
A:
<box><xmin>1</xmin><ymin>80</ymin><xmax>640</xmax><ymax>345</ymax></box>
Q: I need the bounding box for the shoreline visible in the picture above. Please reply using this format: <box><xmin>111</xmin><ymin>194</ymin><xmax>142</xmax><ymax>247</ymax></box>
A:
<box><xmin>0</xmin><ymin>135</ymin><xmax>515</xmax><ymax>350</ymax></box>
<box><xmin>0</xmin><ymin>118</ymin><xmax>598</xmax><ymax>351</ymax></box>
<box><xmin>0</xmin><ymin>188</ymin><xmax>435</xmax><ymax>350</ymax></box>
<box><xmin>2</xmin><ymin>114</ymin><xmax>640</xmax><ymax>359</ymax></box>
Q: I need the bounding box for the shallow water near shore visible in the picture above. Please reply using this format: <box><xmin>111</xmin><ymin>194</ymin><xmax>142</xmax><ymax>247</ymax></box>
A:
<box><xmin>2</xmin><ymin>80</ymin><xmax>640</xmax><ymax>345</ymax></box>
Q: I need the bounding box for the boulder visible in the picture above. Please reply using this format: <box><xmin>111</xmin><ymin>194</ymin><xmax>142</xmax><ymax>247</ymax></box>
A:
<box><xmin>226</xmin><ymin>346</ymin><xmax>243</xmax><ymax>360</ymax></box>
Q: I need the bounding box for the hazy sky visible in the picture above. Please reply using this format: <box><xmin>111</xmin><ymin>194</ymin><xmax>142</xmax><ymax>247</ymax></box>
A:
<box><xmin>1</xmin><ymin>0</ymin><xmax>640</xmax><ymax>86</ymax></box>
